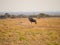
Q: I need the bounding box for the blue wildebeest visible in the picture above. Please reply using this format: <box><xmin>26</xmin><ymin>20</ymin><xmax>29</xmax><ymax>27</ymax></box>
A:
<box><xmin>28</xmin><ymin>17</ymin><xmax>37</xmax><ymax>24</ymax></box>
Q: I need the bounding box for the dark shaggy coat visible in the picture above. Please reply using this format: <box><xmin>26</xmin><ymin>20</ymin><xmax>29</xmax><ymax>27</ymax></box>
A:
<box><xmin>28</xmin><ymin>17</ymin><xmax>37</xmax><ymax>24</ymax></box>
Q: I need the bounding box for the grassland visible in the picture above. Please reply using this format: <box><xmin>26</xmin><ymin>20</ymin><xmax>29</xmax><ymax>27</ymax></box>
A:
<box><xmin>0</xmin><ymin>17</ymin><xmax>60</xmax><ymax>45</ymax></box>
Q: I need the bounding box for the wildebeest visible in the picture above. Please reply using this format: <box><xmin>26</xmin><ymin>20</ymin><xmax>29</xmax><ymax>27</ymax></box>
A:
<box><xmin>28</xmin><ymin>17</ymin><xmax>37</xmax><ymax>24</ymax></box>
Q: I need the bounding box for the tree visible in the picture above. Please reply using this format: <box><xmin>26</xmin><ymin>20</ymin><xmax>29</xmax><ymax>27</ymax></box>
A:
<box><xmin>4</xmin><ymin>13</ymin><xmax>11</xmax><ymax>18</ymax></box>
<box><xmin>37</xmin><ymin>13</ymin><xmax>49</xmax><ymax>18</ymax></box>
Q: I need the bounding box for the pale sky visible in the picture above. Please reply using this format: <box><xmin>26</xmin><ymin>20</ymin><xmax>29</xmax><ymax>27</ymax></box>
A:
<box><xmin>0</xmin><ymin>0</ymin><xmax>60</xmax><ymax>12</ymax></box>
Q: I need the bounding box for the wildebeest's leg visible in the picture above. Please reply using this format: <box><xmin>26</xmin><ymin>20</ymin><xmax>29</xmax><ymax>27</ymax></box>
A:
<box><xmin>35</xmin><ymin>21</ymin><xmax>37</xmax><ymax>24</ymax></box>
<box><xmin>31</xmin><ymin>22</ymin><xmax>32</xmax><ymax>24</ymax></box>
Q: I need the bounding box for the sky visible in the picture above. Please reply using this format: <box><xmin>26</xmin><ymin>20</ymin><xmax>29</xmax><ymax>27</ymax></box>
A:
<box><xmin>0</xmin><ymin>0</ymin><xmax>60</xmax><ymax>12</ymax></box>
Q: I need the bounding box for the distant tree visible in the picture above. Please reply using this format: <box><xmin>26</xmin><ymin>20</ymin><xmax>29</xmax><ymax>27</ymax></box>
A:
<box><xmin>28</xmin><ymin>15</ymin><xmax>37</xmax><ymax>18</ymax></box>
<box><xmin>4</xmin><ymin>13</ymin><xmax>11</xmax><ymax>18</ymax></box>
<box><xmin>0</xmin><ymin>15</ymin><xmax>6</xmax><ymax>19</ymax></box>
<box><xmin>17</xmin><ymin>14</ymin><xmax>27</xmax><ymax>18</ymax></box>
<box><xmin>39</xmin><ymin>13</ymin><xmax>46</xmax><ymax>17</ymax></box>
<box><xmin>37</xmin><ymin>13</ymin><xmax>49</xmax><ymax>18</ymax></box>
<box><xmin>10</xmin><ymin>15</ymin><xmax>16</xmax><ymax>18</ymax></box>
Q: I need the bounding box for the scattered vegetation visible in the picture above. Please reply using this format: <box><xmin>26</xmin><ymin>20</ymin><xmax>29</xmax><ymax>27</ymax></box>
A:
<box><xmin>0</xmin><ymin>17</ymin><xmax>60</xmax><ymax>45</ymax></box>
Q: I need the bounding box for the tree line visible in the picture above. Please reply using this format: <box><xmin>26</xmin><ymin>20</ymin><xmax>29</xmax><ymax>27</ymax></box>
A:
<box><xmin>0</xmin><ymin>13</ymin><xmax>60</xmax><ymax>19</ymax></box>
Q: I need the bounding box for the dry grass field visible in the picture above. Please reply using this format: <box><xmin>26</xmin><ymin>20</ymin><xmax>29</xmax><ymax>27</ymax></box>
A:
<box><xmin>0</xmin><ymin>17</ymin><xmax>60</xmax><ymax>45</ymax></box>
